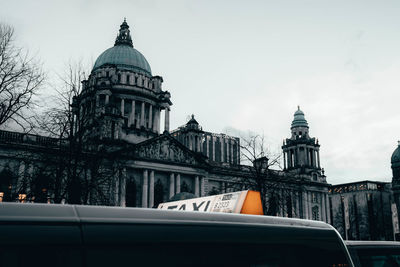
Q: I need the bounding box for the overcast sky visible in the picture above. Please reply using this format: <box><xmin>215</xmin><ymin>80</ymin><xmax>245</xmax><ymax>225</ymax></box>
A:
<box><xmin>1</xmin><ymin>0</ymin><xmax>399</xmax><ymax>184</ymax></box>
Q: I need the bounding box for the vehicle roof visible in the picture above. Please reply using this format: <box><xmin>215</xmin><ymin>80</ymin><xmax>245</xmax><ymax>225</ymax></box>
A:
<box><xmin>0</xmin><ymin>202</ymin><xmax>333</xmax><ymax>229</ymax></box>
<box><xmin>345</xmin><ymin>240</ymin><xmax>400</xmax><ymax>247</ymax></box>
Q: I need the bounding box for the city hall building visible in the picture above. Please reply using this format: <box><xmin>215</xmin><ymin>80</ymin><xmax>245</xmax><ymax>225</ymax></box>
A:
<box><xmin>0</xmin><ymin>20</ymin><xmax>347</xmax><ymax>225</ymax></box>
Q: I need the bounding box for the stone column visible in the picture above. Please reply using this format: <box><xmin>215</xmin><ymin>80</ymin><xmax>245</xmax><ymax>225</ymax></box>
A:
<box><xmin>141</xmin><ymin>102</ymin><xmax>145</xmax><ymax>127</ymax></box>
<box><xmin>129</xmin><ymin>100</ymin><xmax>135</xmax><ymax>127</ymax></box>
<box><xmin>326</xmin><ymin>194</ymin><xmax>331</xmax><ymax>224</ymax></box>
<box><xmin>152</xmin><ymin>107</ymin><xmax>158</xmax><ymax>133</ymax></box>
<box><xmin>149</xmin><ymin>105</ymin><xmax>153</xmax><ymax>130</ymax></box>
<box><xmin>17</xmin><ymin>161</ymin><xmax>26</xmax><ymax>191</ymax></box>
<box><xmin>313</xmin><ymin>150</ymin><xmax>317</xmax><ymax>167</ymax></box>
<box><xmin>283</xmin><ymin>151</ymin><xmax>287</xmax><ymax>170</ymax></box>
<box><xmin>227</xmin><ymin>139</ymin><xmax>233</xmax><ymax>164</ymax></box>
<box><xmin>197</xmin><ymin>136</ymin><xmax>201</xmax><ymax>152</ymax></box>
<box><xmin>169</xmin><ymin>173</ymin><xmax>175</xmax><ymax>198</ymax></box>
<box><xmin>120</xmin><ymin>168</ymin><xmax>127</xmax><ymax>207</ymax></box>
<box><xmin>120</xmin><ymin>98</ymin><xmax>125</xmax><ymax>116</ymax></box>
<box><xmin>195</xmin><ymin>176</ymin><xmax>200</xmax><ymax>196</ymax></box>
<box><xmin>114</xmin><ymin>172</ymin><xmax>120</xmax><ymax>206</ymax></box>
<box><xmin>220</xmin><ymin>137</ymin><xmax>224</xmax><ymax>163</ymax></box>
<box><xmin>317</xmin><ymin>150</ymin><xmax>321</xmax><ymax>169</ymax></box>
<box><xmin>280</xmin><ymin>189</ymin><xmax>285</xmax><ymax>217</ymax></box>
<box><xmin>200</xmin><ymin>177</ymin><xmax>205</xmax><ymax>197</ymax></box>
<box><xmin>308</xmin><ymin>192</ymin><xmax>312</xmax><ymax>219</ymax></box>
<box><xmin>206</xmin><ymin>136</ymin><xmax>210</xmax><ymax>158</ymax></box>
<box><xmin>295</xmin><ymin>191</ymin><xmax>300</xmax><ymax>218</ymax></box>
<box><xmin>236</xmin><ymin>142</ymin><xmax>240</xmax><ymax>165</ymax></box>
<box><xmin>321</xmin><ymin>192</ymin><xmax>326</xmax><ymax>222</ymax></box>
<box><xmin>212</xmin><ymin>136</ymin><xmax>216</xmax><ymax>161</ymax></box>
<box><xmin>189</xmin><ymin>134</ymin><xmax>193</xmax><ymax>150</ymax></box>
<box><xmin>175</xmin><ymin>173</ymin><xmax>180</xmax><ymax>194</ymax></box>
<box><xmin>96</xmin><ymin>95</ymin><xmax>100</xmax><ymax>107</ymax></box>
<box><xmin>302</xmin><ymin>191</ymin><xmax>308</xmax><ymax>219</ymax></box>
<box><xmin>105</xmin><ymin>95</ymin><xmax>109</xmax><ymax>105</ymax></box>
<box><xmin>164</xmin><ymin>108</ymin><xmax>170</xmax><ymax>132</ymax></box>
<box><xmin>142</xmin><ymin>170</ymin><xmax>148</xmax><ymax>208</ymax></box>
<box><xmin>149</xmin><ymin>170</ymin><xmax>154</xmax><ymax>208</ymax></box>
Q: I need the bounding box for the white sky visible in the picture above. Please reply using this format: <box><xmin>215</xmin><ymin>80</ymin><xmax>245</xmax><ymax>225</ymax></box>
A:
<box><xmin>1</xmin><ymin>0</ymin><xmax>399</xmax><ymax>184</ymax></box>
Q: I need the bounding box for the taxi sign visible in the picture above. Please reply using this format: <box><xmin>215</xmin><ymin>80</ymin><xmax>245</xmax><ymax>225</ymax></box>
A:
<box><xmin>157</xmin><ymin>190</ymin><xmax>263</xmax><ymax>215</ymax></box>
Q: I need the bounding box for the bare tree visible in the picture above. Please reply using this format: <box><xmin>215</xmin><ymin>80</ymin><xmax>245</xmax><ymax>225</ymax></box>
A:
<box><xmin>34</xmin><ymin>60</ymin><xmax>119</xmax><ymax>205</ymax></box>
<box><xmin>36</xmin><ymin>60</ymin><xmax>85</xmax><ymax>139</ymax></box>
<box><xmin>235</xmin><ymin>134</ymin><xmax>288</xmax><ymax>215</ymax></box>
<box><xmin>0</xmin><ymin>23</ymin><xmax>45</xmax><ymax>129</ymax></box>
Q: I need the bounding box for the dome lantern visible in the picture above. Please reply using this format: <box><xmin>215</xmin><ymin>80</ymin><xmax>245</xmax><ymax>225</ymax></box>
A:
<box><xmin>291</xmin><ymin>106</ymin><xmax>309</xmax><ymax>129</ymax></box>
<box><xmin>114</xmin><ymin>18</ymin><xmax>133</xmax><ymax>47</ymax></box>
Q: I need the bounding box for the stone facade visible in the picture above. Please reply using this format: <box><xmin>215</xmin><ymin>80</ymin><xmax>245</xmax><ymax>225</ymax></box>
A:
<box><xmin>0</xmin><ymin>20</ymin><xmax>331</xmax><ymax>223</ymax></box>
<box><xmin>329</xmin><ymin>181</ymin><xmax>394</xmax><ymax>241</ymax></box>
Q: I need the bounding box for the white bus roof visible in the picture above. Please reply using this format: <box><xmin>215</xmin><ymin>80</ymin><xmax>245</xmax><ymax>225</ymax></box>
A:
<box><xmin>0</xmin><ymin>202</ymin><xmax>333</xmax><ymax>230</ymax></box>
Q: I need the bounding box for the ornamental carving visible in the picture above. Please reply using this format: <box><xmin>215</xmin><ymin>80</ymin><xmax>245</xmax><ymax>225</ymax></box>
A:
<box><xmin>136</xmin><ymin>138</ymin><xmax>197</xmax><ymax>165</ymax></box>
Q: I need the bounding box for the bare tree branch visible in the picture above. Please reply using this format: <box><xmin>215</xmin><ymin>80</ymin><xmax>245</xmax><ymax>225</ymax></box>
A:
<box><xmin>0</xmin><ymin>23</ymin><xmax>45</xmax><ymax>130</ymax></box>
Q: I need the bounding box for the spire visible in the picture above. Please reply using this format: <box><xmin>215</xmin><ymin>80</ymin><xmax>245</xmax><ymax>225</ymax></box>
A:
<box><xmin>114</xmin><ymin>19</ymin><xmax>133</xmax><ymax>47</ymax></box>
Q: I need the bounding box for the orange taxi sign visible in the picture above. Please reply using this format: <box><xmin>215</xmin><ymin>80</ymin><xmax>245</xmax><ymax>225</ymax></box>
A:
<box><xmin>157</xmin><ymin>190</ymin><xmax>263</xmax><ymax>215</ymax></box>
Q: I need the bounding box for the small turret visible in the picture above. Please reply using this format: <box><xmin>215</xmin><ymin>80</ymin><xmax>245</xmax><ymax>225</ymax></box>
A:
<box><xmin>282</xmin><ymin>107</ymin><xmax>322</xmax><ymax>180</ymax></box>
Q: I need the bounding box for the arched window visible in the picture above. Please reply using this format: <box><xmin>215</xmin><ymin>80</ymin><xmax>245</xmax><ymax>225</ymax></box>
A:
<box><xmin>312</xmin><ymin>173</ymin><xmax>318</xmax><ymax>181</ymax></box>
<box><xmin>312</xmin><ymin>206</ymin><xmax>319</xmax><ymax>220</ymax></box>
<box><xmin>126</xmin><ymin>179</ymin><xmax>137</xmax><ymax>207</ymax></box>
<box><xmin>154</xmin><ymin>179</ymin><xmax>164</xmax><ymax>208</ymax></box>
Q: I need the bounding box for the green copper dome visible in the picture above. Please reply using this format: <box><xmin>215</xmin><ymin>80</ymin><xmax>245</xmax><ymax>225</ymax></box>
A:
<box><xmin>92</xmin><ymin>20</ymin><xmax>152</xmax><ymax>77</ymax></box>
<box><xmin>291</xmin><ymin>106</ymin><xmax>309</xmax><ymax>129</ymax></box>
<box><xmin>392</xmin><ymin>142</ymin><xmax>400</xmax><ymax>165</ymax></box>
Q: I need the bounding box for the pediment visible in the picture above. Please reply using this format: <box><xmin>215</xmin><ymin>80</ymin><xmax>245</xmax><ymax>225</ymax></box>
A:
<box><xmin>135</xmin><ymin>134</ymin><xmax>205</xmax><ymax>165</ymax></box>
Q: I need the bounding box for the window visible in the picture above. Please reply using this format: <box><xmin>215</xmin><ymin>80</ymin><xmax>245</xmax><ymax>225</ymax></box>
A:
<box><xmin>312</xmin><ymin>193</ymin><xmax>318</xmax><ymax>203</ymax></box>
<box><xmin>312</xmin><ymin>206</ymin><xmax>319</xmax><ymax>220</ymax></box>
<box><xmin>154</xmin><ymin>179</ymin><xmax>164</xmax><ymax>208</ymax></box>
<box><xmin>111</xmin><ymin>121</ymin><xmax>115</xmax><ymax>139</ymax></box>
<box><xmin>181</xmin><ymin>181</ymin><xmax>192</xmax><ymax>193</ymax></box>
<box><xmin>125</xmin><ymin>179</ymin><xmax>137</xmax><ymax>207</ymax></box>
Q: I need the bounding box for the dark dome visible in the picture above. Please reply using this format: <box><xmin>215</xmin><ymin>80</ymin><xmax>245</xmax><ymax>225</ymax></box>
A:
<box><xmin>92</xmin><ymin>19</ymin><xmax>152</xmax><ymax>77</ymax></box>
<box><xmin>93</xmin><ymin>45</ymin><xmax>152</xmax><ymax>76</ymax></box>
<box><xmin>392</xmin><ymin>142</ymin><xmax>400</xmax><ymax>166</ymax></box>
<box><xmin>291</xmin><ymin>106</ymin><xmax>309</xmax><ymax>129</ymax></box>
